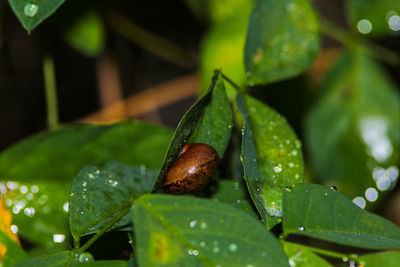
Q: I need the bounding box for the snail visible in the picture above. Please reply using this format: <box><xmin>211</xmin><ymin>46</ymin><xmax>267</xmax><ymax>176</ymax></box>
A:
<box><xmin>162</xmin><ymin>143</ymin><xmax>220</xmax><ymax>192</ymax></box>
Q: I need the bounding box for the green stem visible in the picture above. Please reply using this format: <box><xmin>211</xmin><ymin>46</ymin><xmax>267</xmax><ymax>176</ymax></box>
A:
<box><xmin>106</xmin><ymin>11</ymin><xmax>198</xmax><ymax>69</ymax></box>
<box><xmin>74</xmin><ymin>205</ymin><xmax>131</xmax><ymax>255</ymax></box>
<box><xmin>320</xmin><ymin>18</ymin><xmax>400</xmax><ymax>65</ymax></box>
<box><xmin>220</xmin><ymin>72</ymin><xmax>244</xmax><ymax>93</ymax></box>
<box><xmin>43</xmin><ymin>55</ymin><xmax>59</xmax><ymax>130</ymax></box>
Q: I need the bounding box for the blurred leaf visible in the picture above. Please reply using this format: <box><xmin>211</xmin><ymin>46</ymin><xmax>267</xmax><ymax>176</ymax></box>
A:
<box><xmin>152</xmin><ymin>73</ymin><xmax>219</xmax><ymax>191</ymax></box>
<box><xmin>69</xmin><ymin>161</ymin><xmax>158</xmax><ymax>239</ymax></box>
<box><xmin>182</xmin><ymin>0</ymin><xmax>209</xmax><ymax>22</ymax></box>
<box><xmin>211</xmin><ymin>180</ymin><xmax>258</xmax><ymax>218</ymax></box>
<box><xmin>236</xmin><ymin>93</ymin><xmax>304</xmax><ymax>228</ymax></box>
<box><xmin>359</xmin><ymin>251</ymin><xmax>400</xmax><ymax>266</ymax></box>
<box><xmin>0</xmin><ymin>231</ymin><xmax>27</xmax><ymax>267</ymax></box>
<box><xmin>282</xmin><ymin>242</ymin><xmax>333</xmax><ymax>267</ymax></box>
<box><xmin>64</xmin><ymin>9</ymin><xmax>105</xmax><ymax>57</ymax></box>
<box><xmin>13</xmin><ymin>251</ymin><xmax>71</xmax><ymax>267</ymax></box>
<box><xmin>200</xmin><ymin>10</ymin><xmax>250</xmax><ymax>98</ymax></box>
<box><xmin>283</xmin><ymin>183</ymin><xmax>400</xmax><ymax>249</ymax></box>
<box><xmin>8</xmin><ymin>0</ymin><xmax>65</xmax><ymax>32</ymax></box>
<box><xmin>208</xmin><ymin>0</ymin><xmax>253</xmax><ymax>23</ymax></box>
<box><xmin>134</xmin><ymin>194</ymin><xmax>289</xmax><ymax>267</ymax></box>
<box><xmin>0</xmin><ymin>121</ymin><xmax>171</xmax><ymax>247</ymax></box>
<box><xmin>346</xmin><ymin>0</ymin><xmax>400</xmax><ymax>36</ymax></box>
<box><xmin>190</xmin><ymin>75</ymin><xmax>233</xmax><ymax>157</ymax></box>
<box><xmin>305</xmin><ymin>50</ymin><xmax>400</xmax><ymax>202</ymax></box>
<box><xmin>245</xmin><ymin>0</ymin><xmax>320</xmax><ymax>85</ymax></box>
<box><xmin>74</xmin><ymin>261</ymin><xmax>127</xmax><ymax>267</ymax></box>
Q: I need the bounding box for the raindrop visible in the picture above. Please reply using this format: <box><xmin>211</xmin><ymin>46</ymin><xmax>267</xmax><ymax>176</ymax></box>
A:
<box><xmin>7</xmin><ymin>182</ymin><xmax>19</xmax><ymax>190</ymax></box>
<box><xmin>246</xmin><ymin>264</ymin><xmax>255</xmax><ymax>267</ymax></box>
<box><xmin>189</xmin><ymin>220</ymin><xmax>197</xmax><ymax>228</ymax></box>
<box><xmin>10</xmin><ymin>225</ymin><xmax>18</xmax><ymax>234</ymax></box>
<box><xmin>24</xmin><ymin>207</ymin><xmax>35</xmax><ymax>217</ymax></box>
<box><xmin>31</xmin><ymin>185</ymin><xmax>39</xmax><ymax>193</ymax></box>
<box><xmin>329</xmin><ymin>185</ymin><xmax>337</xmax><ymax>191</ymax></box>
<box><xmin>188</xmin><ymin>249</ymin><xmax>199</xmax><ymax>256</ymax></box>
<box><xmin>199</xmin><ymin>241</ymin><xmax>206</xmax><ymax>247</ymax></box>
<box><xmin>78</xmin><ymin>252</ymin><xmax>94</xmax><ymax>262</ymax></box>
<box><xmin>352</xmin><ymin>197</ymin><xmax>366</xmax><ymax>209</ymax></box>
<box><xmin>63</xmin><ymin>202</ymin><xmax>69</xmax><ymax>212</ymax></box>
<box><xmin>88</xmin><ymin>173</ymin><xmax>95</xmax><ymax>179</ymax></box>
<box><xmin>20</xmin><ymin>185</ymin><xmax>28</xmax><ymax>194</ymax></box>
<box><xmin>24</xmin><ymin>3</ymin><xmax>39</xmax><ymax>18</ymax></box>
<box><xmin>213</xmin><ymin>246</ymin><xmax>220</xmax><ymax>253</ymax></box>
<box><xmin>82</xmin><ymin>181</ymin><xmax>87</xmax><ymax>187</ymax></box>
<box><xmin>108</xmin><ymin>179</ymin><xmax>118</xmax><ymax>187</ymax></box>
<box><xmin>284</xmin><ymin>187</ymin><xmax>292</xmax><ymax>193</ymax></box>
<box><xmin>288</xmin><ymin>163</ymin><xmax>294</xmax><ymax>168</ymax></box>
<box><xmin>39</xmin><ymin>195</ymin><xmax>48</xmax><ymax>204</ymax></box>
<box><xmin>53</xmin><ymin>234</ymin><xmax>66</xmax><ymax>243</ymax></box>
<box><xmin>140</xmin><ymin>165</ymin><xmax>146</xmax><ymax>174</ymax></box>
<box><xmin>273</xmin><ymin>165</ymin><xmax>282</xmax><ymax>173</ymax></box>
<box><xmin>365</xmin><ymin>187</ymin><xmax>378</xmax><ymax>202</ymax></box>
<box><xmin>298</xmin><ymin>226</ymin><xmax>305</xmax><ymax>231</ymax></box>
<box><xmin>295</xmin><ymin>140</ymin><xmax>301</xmax><ymax>149</ymax></box>
<box><xmin>291</xmin><ymin>150</ymin><xmax>298</xmax><ymax>156</ymax></box>
<box><xmin>357</xmin><ymin>19</ymin><xmax>372</xmax><ymax>34</ymax></box>
<box><xmin>388</xmin><ymin>14</ymin><xmax>400</xmax><ymax>31</ymax></box>
<box><xmin>229</xmin><ymin>243</ymin><xmax>238</xmax><ymax>252</ymax></box>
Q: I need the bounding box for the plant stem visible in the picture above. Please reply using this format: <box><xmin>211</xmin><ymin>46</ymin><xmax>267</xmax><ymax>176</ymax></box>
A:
<box><xmin>74</xmin><ymin>205</ymin><xmax>131</xmax><ymax>255</ymax></box>
<box><xmin>220</xmin><ymin>72</ymin><xmax>244</xmax><ymax>93</ymax></box>
<box><xmin>106</xmin><ymin>11</ymin><xmax>198</xmax><ymax>69</ymax></box>
<box><xmin>320</xmin><ymin>18</ymin><xmax>400</xmax><ymax>65</ymax></box>
<box><xmin>43</xmin><ymin>55</ymin><xmax>59</xmax><ymax>130</ymax></box>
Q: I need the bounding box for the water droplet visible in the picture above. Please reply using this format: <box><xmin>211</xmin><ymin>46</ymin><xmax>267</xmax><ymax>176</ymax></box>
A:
<box><xmin>31</xmin><ymin>185</ymin><xmax>39</xmax><ymax>193</ymax></box>
<box><xmin>24</xmin><ymin>3</ymin><xmax>39</xmax><ymax>18</ymax></box>
<box><xmin>288</xmin><ymin>163</ymin><xmax>294</xmax><ymax>168</ymax></box>
<box><xmin>53</xmin><ymin>234</ymin><xmax>65</xmax><ymax>243</ymax></box>
<box><xmin>233</xmin><ymin>183</ymin><xmax>240</xmax><ymax>191</ymax></box>
<box><xmin>284</xmin><ymin>187</ymin><xmax>292</xmax><ymax>193</ymax></box>
<box><xmin>213</xmin><ymin>246</ymin><xmax>220</xmax><ymax>253</ymax></box>
<box><xmin>342</xmin><ymin>257</ymin><xmax>348</xmax><ymax>262</ymax></box>
<box><xmin>291</xmin><ymin>150</ymin><xmax>298</xmax><ymax>156</ymax></box>
<box><xmin>199</xmin><ymin>241</ymin><xmax>206</xmax><ymax>247</ymax></box>
<box><xmin>298</xmin><ymin>226</ymin><xmax>305</xmax><ymax>231</ymax></box>
<box><xmin>10</xmin><ymin>225</ymin><xmax>18</xmax><ymax>234</ymax></box>
<box><xmin>246</xmin><ymin>264</ymin><xmax>254</xmax><ymax>267</ymax></box>
<box><xmin>365</xmin><ymin>187</ymin><xmax>378</xmax><ymax>202</ymax></box>
<box><xmin>82</xmin><ymin>181</ymin><xmax>87</xmax><ymax>187</ymax></box>
<box><xmin>24</xmin><ymin>207</ymin><xmax>35</xmax><ymax>217</ymax></box>
<box><xmin>273</xmin><ymin>164</ymin><xmax>282</xmax><ymax>173</ymax></box>
<box><xmin>188</xmin><ymin>249</ymin><xmax>199</xmax><ymax>256</ymax></box>
<box><xmin>140</xmin><ymin>165</ymin><xmax>146</xmax><ymax>174</ymax></box>
<box><xmin>20</xmin><ymin>185</ymin><xmax>28</xmax><ymax>194</ymax></box>
<box><xmin>108</xmin><ymin>179</ymin><xmax>118</xmax><ymax>187</ymax></box>
<box><xmin>229</xmin><ymin>243</ymin><xmax>238</xmax><ymax>252</ymax></box>
<box><xmin>189</xmin><ymin>220</ymin><xmax>197</xmax><ymax>228</ymax></box>
<box><xmin>357</xmin><ymin>19</ymin><xmax>372</xmax><ymax>34</ymax></box>
<box><xmin>329</xmin><ymin>185</ymin><xmax>337</xmax><ymax>191</ymax></box>
<box><xmin>63</xmin><ymin>202</ymin><xmax>69</xmax><ymax>212</ymax></box>
<box><xmin>236</xmin><ymin>199</ymin><xmax>241</xmax><ymax>204</ymax></box>
<box><xmin>78</xmin><ymin>252</ymin><xmax>94</xmax><ymax>262</ymax></box>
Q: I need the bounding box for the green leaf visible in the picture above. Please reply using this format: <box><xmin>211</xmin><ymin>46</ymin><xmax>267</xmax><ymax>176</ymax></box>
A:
<box><xmin>305</xmin><ymin>50</ymin><xmax>400</xmax><ymax>202</ymax></box>
<box><xmin>245</xmin><ymin>0</ymin><xmax>320</xmax><ymax>85</ymax></box>
<box><xmin>0</xmin><ymin>121</ymin><xmax>171</xmax><ymax>247</ymax></box>
<box><xmin>359</xmin><ymin>251</ymin><xmax>400</xmax><ymax>266</ymax></box>
<box><xmin>63</xmin><ymin>9</ymin><xmax>105</xmax><ymax>57</ymax></box>
<box><xmin>208</xmin><ymin>0</ymin><xmax>253</xmax><ymax>23</ymax></box>
<box><xmin>69</xmin><ymin>161</ymin><xmax>158</xmax><ymax>238</ymax></box>
<box><xmin>211</xmin><ymin>180</ymin><xmax>258</xmax><ymax>218</ymax></box>
<box><xmin>8</xmin><ymin>0</ymin><xmax>65</xmax><ymax>32</ymax></box>
<box><xmin>74</xmin><ymin>261</ymin><xmax>128</xmax><ymax>267</ymax></box>
<box><xmin>152</xmin><ymin>73</ymin><xmax>220</xmax><ymax>191</ymax></box>
<box><xmin>13</xmin><ymin>251</ymin><xmax>72</xmax><ymax>267</ymax></box>
<box><xmin>283</xmin><ymin>183</ymin><xmax>400</xmax><ymax>249</ymax></box>
<box><xmin>236</xmin><ymin>93</ymin><xmax>304</xmax><ymax>227</ymax></box>
<box><xmin>200</xmin><ymin>10</ymin><xmax>250</xmax><ymax>98</ymax></box>
<box><xmin>0</xmin><ymin>231</ymin><xmax>28</xmax><ymax>267</ymax></box>
<box><xmin>134</xmin><ymin>194</ymin><xmax>289</xmax><ymax>267</ymax></box>
<box><xmin>190</xmin><ymin>75</ymin><xmax>233</xmax><ymax>157</ymax></box>
<box><xmin>282</xmin><ymin>242</ymin><xmax>333</xmax><ymax>267</ymax></box>
<box><xmin>345</xmin><ymin>0</ymin><xmax>400</xmax><ymax>36</ymax></box>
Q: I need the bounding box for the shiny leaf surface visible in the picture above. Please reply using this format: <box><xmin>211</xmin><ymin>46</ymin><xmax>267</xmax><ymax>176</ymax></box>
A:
<box><xmin>282</xmin><ymin>242</ymin><xmax>333</xmax><ymax>267</ymax></box>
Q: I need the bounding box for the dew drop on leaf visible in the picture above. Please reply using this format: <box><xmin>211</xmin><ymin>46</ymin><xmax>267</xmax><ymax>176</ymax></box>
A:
<box><xmin>329</xmin><ymin>185</ymin><xmax>337</xmax><ymax>191</ymax></box>
<box><xmin>78</xmin><ymin>252</ymin><xmax>94</xmax><ymax>262</ymax></box>
<box><xmin>24</xmin><ymin>3</ymin><xmax>39</xmax><ymax>18</ymax></box>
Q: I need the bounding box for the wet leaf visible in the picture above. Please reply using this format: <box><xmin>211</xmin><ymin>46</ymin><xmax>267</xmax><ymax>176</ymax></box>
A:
<box><xmin>358</xmin><ymin>251</ymin><xmax>400</xmax><ymax>266</ymax></box>
<box><xmin>0</xmin><ymin>121</ymin><xmax>171</xmax><ymax>247</ymax></box>
<box><xmin>69</xmin><ymin>161</ymin><xmax>158</xmax><ymax>239</ymax></box>
<box><xmin>237</xmin><ymin>93</ymin><xmax>304</xmax><ymax>228</ymax></box>
<box><xmin>283</xmin><ymin>183</ymin><xmax>400</xmax><ymax>249</ymax></box>
<box><xmin>305</xmin><ymin>50</ymin><xmax>400</xmax><ymax>202</ymax></box>
<box><xmin>0</xmin><ymin>231</ymin><xmax>27</xmax><ymax>267</ymax></box>
<box><xmin>245</xmin><ymin>0</ymin><xmax>320</xmax><ymax>85</ymax></box>
<box><xmin>346</xmin><ymin>0</ymin><xmax>400</xmax><ymax>36</ymax></box>
<box><xmin>13</xmin><ymin>251</ymin><xmax>72</xmax><ymax>267</ymax></box>
<box><xmin>8</xmin><ymin>0</ymin><xmax>65</xmax><ymax>32</ymax></box>
<box><xmin>211</xmin><ymin>180</ymin><xmax>258</xmax><ymax>218</ymax></box>
<box><xmin>282</xmin><ymin>242</ymin><xmax>333</xmax><ymax>267</ymax></box>
<box><xmin>190</xmin><ymin>75</ymin><xmax>233</xmax><ymax>157</ymax></box>
<box><xmin>134</xmin><ymin>194</ymin><xmax>289</xmax><ymax>267</ymax></box>
<box><xmin>152</xmin><ymin>73</ymin><xmax>221</xmax><ymax>191</ymax></box>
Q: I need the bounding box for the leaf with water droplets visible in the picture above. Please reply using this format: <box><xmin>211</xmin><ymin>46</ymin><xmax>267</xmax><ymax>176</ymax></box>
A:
<box><xmin>190</xmin><ymin>73</ymin><xmax>233</xmax><ymax>158</ymax></box>
<box><xmin>0</xmin><ymin>230</ymin><xmax>28</xmax><ymax>267</ymax></box>
<box><xmin>305</xmin><ymin>50</ymin><xmax>400</xmax><ymax>202</ymax></box>
<box><xmin>245</xmin><ymin>0</ymin><xmax>320</xmax><ymax>85</ymax></box>
<box><xmin>153</xmin><ymin>73</ymin><xmax>224</xmax><ymax>191</ymax></box>
<box><xmin>283</xmin><ymin>183</ymin><xmax>400</xmax><ymax>249</ymax></box>
<box><xmin>282</xmin><ymin>242</ymin><xmax>333</xmax><ymax>267</ymax></box>
<box><xmin>359</xmin><ymin>251</ymin><xmax>400</xmax><ymax>266</ymax></box>
<box><xmin>8</xmin><ymin>0</ymin><xmax>65</xmax><ymax>32</ymax></box>
<box><xmin>69</xmin><ymin>161</ymin><xmax>158</xmax><ymax>238</ymax></box>
<box><xmin>236</xmin><ymin>93</ymin><xmax>304</xmax><ymax>228</ymax></box>
<box><xmin>134</xmin><ymin>194</ymin><xmax>289</xmax><ymax>267</ymax></box>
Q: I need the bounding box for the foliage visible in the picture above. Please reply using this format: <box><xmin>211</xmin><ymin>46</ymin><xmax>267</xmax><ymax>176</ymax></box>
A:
<box><xmin>1</xmin><ymin>0</ymin><xmax>400</xmax><ymax>266</ymax></box>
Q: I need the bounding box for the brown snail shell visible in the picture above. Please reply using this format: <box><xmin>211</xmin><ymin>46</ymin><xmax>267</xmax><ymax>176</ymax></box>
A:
<box><xmin>162</xmin><ymin>143</ymin><xmax>219</xmax><ymax>192</ymax></box>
